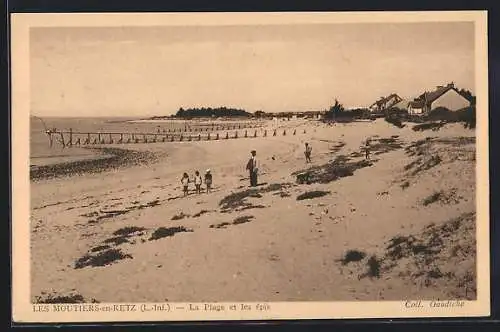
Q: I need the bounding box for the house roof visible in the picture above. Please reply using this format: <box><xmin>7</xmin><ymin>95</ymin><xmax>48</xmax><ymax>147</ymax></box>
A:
<box><xmin>412</xmin><ymin>83</ymin><xmax>469</xmax><ymax>107</ymax></box>
<box><xmin>409</xmin><ymin>100</ymin><xmax>425</xmax><ymax>108</ymax></box>
<box><xmin>392</xmin><ymin>99</ymin><xmax>411</xmax><ymax>109</ymax></box>
<box><xmin>370</xmin><ymin>93</ymin><xmax>401</xmax><ymax>108</ymax></box>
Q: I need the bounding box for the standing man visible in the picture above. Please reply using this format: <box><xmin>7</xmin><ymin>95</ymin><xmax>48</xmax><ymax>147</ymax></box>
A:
<box><xmin>246</xmin><ymin>150</ymin><xmax>259</xmax><ymax>187</ymax></box>
<box><xmin>304</xmin><ymin>142</ymin><xmax>312</xmax><ymax>163</ymax></box>
<box><xmin>365</xmin><ymin>138</ymin><xmax>371</xmax><ymax>161</ymax></box>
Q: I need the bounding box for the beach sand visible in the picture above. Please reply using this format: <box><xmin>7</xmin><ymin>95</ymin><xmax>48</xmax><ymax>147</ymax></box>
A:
<box><xmin>30</xmin><ymin>119</ymin><xmax>476</xmax><ymax>303</ymax></box>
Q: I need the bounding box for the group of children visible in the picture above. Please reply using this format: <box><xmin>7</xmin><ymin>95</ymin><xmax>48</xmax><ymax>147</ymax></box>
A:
<box><xmin>180</xmin><ymin>169</ymin><xmax>213</xmax><ymax>196</ymax></box>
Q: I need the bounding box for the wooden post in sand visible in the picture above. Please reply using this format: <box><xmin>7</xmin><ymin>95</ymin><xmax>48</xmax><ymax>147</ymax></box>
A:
<box><xmin>225</xmin><ymin>132</ymin><xmax>229</xmax><ymax>139</ymax></box>
<box><xmin>234</xmin><ymin>131</ymin><xmax>238</xmax><ymax>139</ymax></box>
<box><xmin>283</xmin><ymin>129</ymin><xmax>286</xmax><ymax>136</ymax></box>
<box><xmin>254</xmin><ymin>130</ymin><xmax>257</xmax><ymax>137</ymax></box>
<box><xmin>97</xmin><ymin>133</ymin><xmax>101</xmax><ymax>144</ymax></box>
<box><xmin>207</xmin><ymin>133</ymin><xmax>211</xmax><ymax>140</ymax></box>
<box><xmin>69</xmin><ymin>128</ymin><xmax>73</xmax><ymax>147</ymax></box>
<box><xmin>293</xmin><ymin>129</ymin><xmax>296</xmax><ymax>135</ymax></box>
<box><xmin>216</xmin><ymin>133</ymin><xmax>219</xmax><ymax>140</ymax></box>
<box><xmin>245</xmin><ymin>130</ymin><xmax>248</xmax><ymax>138</ymax></box>
<box><xmin>198</xmin><ymin>134</ymin><xmax>201</xmax><ymax>141</ymax></box>
<box><xmin>273</xmin><ymin>130</ymin><xmax>277</xmax><ymax>136</ymax></box>
<box><xmin>264</xmin><ymin>130</ymin><xmax>267</xmax><ymax>137</ymax></box>
<box><xmin>109</xmin><ymin>133</ymin><xmax>113</xmax><ymax>144</ymax></box>
<box><xmin>303</xmin><ymin>129</ymin><xmax>306</xmax><ymax>134</ymax></box>
<box><xmin>59</xmin><ymin>132</ymin><xmax>66</xmax><ymax>148</ymax></box>
<box><xmin>180</xmin><ymin>134</ymin><xmax>183</xmax><ymax>141</ymax></box>
<box><xmin>170</xmin><ymin>135</ymin><xmax>174</xmax><ymax>142</ymax></box>
<box><xmin>47</xmin><ymin>132</ymin><xmax>54</xmax><ymax>148</ymax></box>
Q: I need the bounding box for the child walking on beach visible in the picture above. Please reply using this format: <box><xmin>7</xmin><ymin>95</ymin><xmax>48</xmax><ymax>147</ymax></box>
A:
<box><xmin>205</xmin><ymin>169</ymin><xmax>213</xmax><ymax>193</ymax></box>
<box><xmin>181</xmin><ymin>172</ymin><xmax>190</xmax><ymax>196</ymax></box>
<box><xmin>194</xmin><ymin>171</ymin><xmax>203</xmax><ymax>194</ymax></box>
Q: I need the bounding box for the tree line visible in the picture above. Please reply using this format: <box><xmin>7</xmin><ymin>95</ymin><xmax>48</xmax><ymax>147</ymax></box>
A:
<box><xmin>175</xmin><ymin>107</ymin><xmax>251</xmax><ymax>118</ymax></box>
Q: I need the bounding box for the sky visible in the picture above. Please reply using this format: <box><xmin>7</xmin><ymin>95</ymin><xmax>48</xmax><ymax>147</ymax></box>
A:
<box><xmin>30</xmin><ymin>22</ymin><xmax>475</xmax><ymax>117</ymax></box>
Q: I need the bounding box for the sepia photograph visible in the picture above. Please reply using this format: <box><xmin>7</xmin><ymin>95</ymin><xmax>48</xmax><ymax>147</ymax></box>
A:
<box><xmin>11</xmin><ymin>11</ymin><xmax>489</xmax><ymax>322</ymax></box>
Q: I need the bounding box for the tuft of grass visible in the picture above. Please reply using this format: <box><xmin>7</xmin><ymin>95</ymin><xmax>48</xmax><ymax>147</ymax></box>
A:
<box><xmin>406</xmin><ymin>155</ymin><xmax>442</xmax><ymax>176</ymax></box>
<box><xmin>422</xmin><ymin>191</ymin><xmax>443</xmax><ymax>206</ymax></box>
<box><xmin>192</xmin><ymin>210</ymin><xmax>211</xmax><ymax>218</ymax></box>
<box><xmin>210</xmin><ymin>222</ymin><xmax>231</xmax><ymax>229</ymax></box>
<box><xmin>219</xmin><ymin>183</ymin><xmax>292</xmax><ymax>211</ymax></box>
<box><xmin>233</xmin><ymin>215</ymin><xmax>254</xmax><ymax>225</ymax></box>
<box><xmin>400</xmin><ymin>181</ymin><xmax>410</xmax><ymax>190</ymax></box>
<box><xmin>149</xmin><ymin>226</ymin><xmax>192</xmax><ymax>241</ymax></box>
<box><xmin>387</xmin><ymin>235</ymin><xmax>415</xmax><ymax>249</ymax></box>
<box><xmin>90</xmin><ymin>245</ymin><xmax>111</xmax><ymax>253</ymax></box>
<box><xmin>34</xmin><ymin>292</ymin><xmax>100</xmax><ymax>304</ymax></box>
<box><xmin>74</xmin><ymin>249</ymin><xmax>132</xmax><ymax>269</ymax></box>
<box><xmin>210</xmin><ymin>216</ymin><xmax>255</xmax><ymax>228</ymax></box>
<box><xmin>412</xmin><ymin>122</ymin><xmax>446</xmax><ymax>132</ymax></box>
<box><xmin>137</xmin><ymin>199</ymin><xmax>160</xmax><ymax>209</ymax></box>
<box><xmin>366</xmin><ymin>255</ymin><xmax>381</xmax><ymax>278</ymax></box>
<box><xmin>384</xmin><ymin>115</ymin><xmax>405</xmax><ymax>128</ymax></box>
<box><xmin>340</xmin><ymin>250</ymin><xmax>366</xmax><ymax>265</ymax></box>
<box><xmin>294</xmin><ymin>157</ymin><xmax>372</xmax><ymax>185</ymax></box>
<box><xmin>112</xmin><ymin>226</ymin><xmax>146</xmax><ymax>237</ymax></box>
<box><xmin>103</xmin><ymin>236</ymin><xmax>130</xmax><ymax>245</ymax></box>
<box><xmin>427</xmin><ymin>268</ymin><xmax>444</xmax><ymax>279</ymax></box>
<box><xmin>171</xmin><ymin>212</ymin><xmax>190</xmax><ymax>220</ymax></box>
<box><xmin>297</xmin><ymin>190</ymin><xmax>330</xmax><ymax>201</ymax></box>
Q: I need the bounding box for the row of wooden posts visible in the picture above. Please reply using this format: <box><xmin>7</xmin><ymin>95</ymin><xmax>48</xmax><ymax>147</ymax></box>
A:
<box><xmin>48</xmin><ymin>128</ymin><xmax>307</xmax><ymax>148</ymax></box>
<box><xmin>159</xmin><ymin>124</ymin><xmax>261</xmax><ymax>133</ymax></box>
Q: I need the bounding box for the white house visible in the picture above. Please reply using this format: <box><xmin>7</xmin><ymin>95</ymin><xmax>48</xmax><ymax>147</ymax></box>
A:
<box><xmin>408</xmin><ymin>100</ymin><xmax>425</xmax><ymax>115</ymax></box>
<box><xmin>408</xmin><ymin>83</ymin><xmax>471</xmax><ymax>115</ymax></box>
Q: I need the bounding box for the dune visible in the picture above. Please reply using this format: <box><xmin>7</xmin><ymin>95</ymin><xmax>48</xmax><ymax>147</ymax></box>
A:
<box><xmin>30</xmin><ymin>118</ymin><xmax>476</xmax><ymax>303</ymax></box>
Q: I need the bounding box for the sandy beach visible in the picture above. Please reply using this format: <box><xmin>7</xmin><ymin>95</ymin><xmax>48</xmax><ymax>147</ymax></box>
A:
<box><xmin>30</xmin><ymin>118</ymin><xmax>476</xmax><ymax>303</ymax></box>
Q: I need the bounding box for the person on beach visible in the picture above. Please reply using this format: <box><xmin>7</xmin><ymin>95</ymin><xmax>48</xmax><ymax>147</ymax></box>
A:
<box><xmin>365</xmin><ymin>139</ymin><xmax>371</xmax><ymax>161</ymax></box>
<box><xmin>194</xmin><ymin>171</ymin><xmax>203</xmax><ymax>194</ymax></box>
<box><xmin>304</xmin><ymin>142</ymin><xmax>312</xmax><ymax>163</ymax></box>
<box><xmin>246</xmin><ymin>150</ymin><xmax>259</xmax><ymax>187</ymax></box>
<box><xmin>181</xmin><ymin>172</ymin><xmax>190</xmax><ymax>196</ymax></box>
<box><xmin>205</xmin><ymin>169</ymin><xmax>213</xmax><ymax>193</ymax></box>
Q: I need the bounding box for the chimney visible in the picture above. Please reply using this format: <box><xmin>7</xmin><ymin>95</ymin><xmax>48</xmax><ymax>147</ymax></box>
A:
<box><xmin>448</xmin><ymin>82</ymin><xmax>454</xmax><ymax>88</ymax></box>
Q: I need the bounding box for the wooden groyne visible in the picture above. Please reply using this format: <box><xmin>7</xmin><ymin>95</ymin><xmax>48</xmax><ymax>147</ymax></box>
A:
<box><xmin>44</xmin><ymin>127</ymin><xmax>306</xmax><ymax>148</ymax></box>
